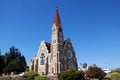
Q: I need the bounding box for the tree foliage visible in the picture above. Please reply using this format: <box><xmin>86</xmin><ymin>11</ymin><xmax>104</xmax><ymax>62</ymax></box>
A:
<box><xmin>0</xmin><ymin>46</ymin><xmax>27</xmax><ymax>74</ymax></box>
<box><xmin>35</xmin><ymin>76</ymin><xmax>50</xmax><ymax>80</ymax></box>
<box><xmin>85</xmin><ymin>67</ymin><xmax>106</xmax><ymax>80</ymax></box>
<box><xmin>24</xmin><ymin>71</ymin><xmax>50</xmax><ymax>80</ymax></box>
<box><xmin>82</xmin><ymin>63</ymin><xmax>87</xmax><ymax>69</ymax></box>
<box><xmin>24</xmin><ymin>71</ymin><xmax>39</xmax><ymax>78</ymax></box>
<box><xmin>0</xmin><ymin>56</ymin><xmax>4</xmax><ymax>75</ymax></box>
<box><xmin>58</xmin><ymin>68</ymin><xmax>84</xmax><ymax>80</ymax></box>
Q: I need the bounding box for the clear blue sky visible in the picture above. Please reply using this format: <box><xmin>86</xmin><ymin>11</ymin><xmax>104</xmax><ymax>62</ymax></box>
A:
<box><xmin>0</xmin><ymin>0</ymin><xmax>120</xmax><ymax>69</ymax></box>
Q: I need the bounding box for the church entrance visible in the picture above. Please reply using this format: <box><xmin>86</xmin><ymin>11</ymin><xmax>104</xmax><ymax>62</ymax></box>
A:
<box><xmin>52</xmin><ymin>67</ymin><xmax>54</xmax><ymax>73</ymax></box>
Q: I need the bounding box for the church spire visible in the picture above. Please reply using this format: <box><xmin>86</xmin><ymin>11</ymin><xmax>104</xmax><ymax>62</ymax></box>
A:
<box><xmin>54</xmin><ymin>7</ymin><xmax>61</xmax><ymax>28</ymax></box>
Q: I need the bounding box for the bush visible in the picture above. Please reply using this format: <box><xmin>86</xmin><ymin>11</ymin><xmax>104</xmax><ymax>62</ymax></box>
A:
<box><xmin>24</xmin><ymin>71</ymin><xmax>39</xmax><ymax>78</ymax></box>
<box><xmin>58</xmin><ymin>68</ymin><xmax>84</xmax><ymax>80</ymax></box>
<box><xmin>35</xmin><ymin>76</ymin><xmax>50</xmax><ymax>80</ymax></box>
<box><xmin>25</xmin><ymin>67</ymin><xmax>29</xmax><ymax>72</ymax></box>
<box><xmin>85</xmin><ymin>67</ymin><xmax>106</xmax><ymax>80</ymax></box>
<box><xmin>16</xmin><ymin>77</ymin><xmax>29</xmax><ymax>80</ymax></box>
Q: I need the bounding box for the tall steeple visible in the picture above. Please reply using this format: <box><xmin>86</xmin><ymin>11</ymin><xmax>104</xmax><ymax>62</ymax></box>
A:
<box><xmin>53</xmin><ymin>7</ymin><xmax>62</xmax><ymax>31</ymax></box>
<box><xmin>51</xmin><ymin>7</ymin><xmax>64</xmax><ymax>45</ymax></box>
<box><xmin>54</xmin><ymin>7</ymin><xmax>61</xmax><ymax>26</ymax></box>
<box><xmin>51</xmin><ymin>7</ymin><xmax>64</xmax><ymax>73</ymax></box>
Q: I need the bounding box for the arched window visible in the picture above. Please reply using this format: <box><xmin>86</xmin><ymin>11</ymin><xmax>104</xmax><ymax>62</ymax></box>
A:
<box><xmin>67</xmin><ymin>51</ymin><xmax>72</xmax><ymax>59</ymax></box>
<box><xmin>68</xmin><ymin>60</ymin><xmax>74</xmax><ymax>68</ymax></box>
<box><xmin>53</xmin><ymin>28</ymin><xmax>56</xmax><ymax>35</ymax></box>
<box><xmin>59</xmin><ymin>31</ymin><xmax>62</xmax><ymax>36</ymax></box>
<box><xmin>40</xmin><ymin>53</ymin><xmax>45</xmax><ymax>65</ymax></box>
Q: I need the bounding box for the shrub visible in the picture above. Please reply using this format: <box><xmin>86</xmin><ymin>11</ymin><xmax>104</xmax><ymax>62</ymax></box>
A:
<box><xmin>35</xmin><ymin>76</ymin><xmax>50</xmax><ymax>80</ymax></box>
<box><xmin>58</xmin><ymin>70</ymin><xmax>68</xmax><ymax>80</ymax></box>
<box><xmin>58</xmin><ymin>68</ymin><xmax>84</xmax><ymax>80</ymax></box>
<box><xmin>16</xmin><ymin>77</ymin><xmax>29</xmax><ymax>80</ymax></box>
<box><xmin>85</xmin><ymin>67</ymin><xmax>106</xmax><ymax>80</ymax></box>
<box><xmin>25</xmin><ymin>67</ymin><xmax>29</xmax><ymax>72</ymax></box>
<box><xmin>74</xmin><ymin>70</ymin><xmax>85</xmax><ymax>80</ymax></box>
<box><xmin>24</xmin><ymin>71</ymin><xmax>39</xmax><ymax>78</ymax></box>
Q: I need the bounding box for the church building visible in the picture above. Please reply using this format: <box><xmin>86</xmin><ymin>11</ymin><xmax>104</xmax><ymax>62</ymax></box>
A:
<box><xmin>29</xmin><ymin>8</ymin><xmax>78</xmax><ymax>75</ymax></box>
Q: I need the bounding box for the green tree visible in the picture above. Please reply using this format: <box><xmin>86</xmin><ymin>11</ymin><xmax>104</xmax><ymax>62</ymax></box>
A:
<box><xmin>3</xmin><ymin>60</ymin><xmax>20</xmax><ymax>73</ymax></box>
<box><xmin>2</xmin><ymin>46</ymin><xmax>27</xmax><ymax>74</ymax></box>
<box><xmin>93</xmin><ymin>64</ymin><xmax>97</xmax><ymax>67</ymax></box>
<box><xmin>82</xmin><ymin>63</ymin><xmax>87</xmax><ymax>69</ymax></box>
<box><xmin>0</xmin><ymin>55</ymin><xmax>3</xmax><ymax>75</ymax></box>
<box><xmin>25</xmin><ymin>66</ymin><xmax>29</xmax><ymax>72</ymax></box>
<box><xmin>0</xmin><ymin>55</ymin><xmax>5</xmax><ymax>75</ymax></box>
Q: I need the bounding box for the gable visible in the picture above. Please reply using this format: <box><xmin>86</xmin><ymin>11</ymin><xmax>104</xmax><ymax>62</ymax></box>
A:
<box><xmin>37</xmin><ymin>41</ymin><xmax>50</xmax><ymax>58</ymax></box>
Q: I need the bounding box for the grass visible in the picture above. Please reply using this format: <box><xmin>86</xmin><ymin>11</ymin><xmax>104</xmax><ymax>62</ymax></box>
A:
<box><xmin>106</xmin><ymin>72</ymin><xmax>120</xmax><ymax>80</ymax></box>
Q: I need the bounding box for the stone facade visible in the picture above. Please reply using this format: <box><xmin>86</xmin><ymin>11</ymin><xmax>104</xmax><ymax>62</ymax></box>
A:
<box><xmin>29</xmin><ymin>8</ymin><xmax>78</xmax><ymax>75</ymax></box>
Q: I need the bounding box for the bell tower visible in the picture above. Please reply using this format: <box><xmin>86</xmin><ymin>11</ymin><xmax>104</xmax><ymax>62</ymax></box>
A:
<box><xmin>51</xmin><ymin>7</ymin><xmax>64</xmax><ymax>73</ymax></box>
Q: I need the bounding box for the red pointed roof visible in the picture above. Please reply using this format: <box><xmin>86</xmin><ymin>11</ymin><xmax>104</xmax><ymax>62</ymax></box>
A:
<box><xmin>45</xmin><ymin>42</ymin><xmax>51</xmax><ymax>53</ymax></box>
<box><xmin>54</xmin><ymin>8</ymin><xmax>61</xmax><ymax>27</ymax></box>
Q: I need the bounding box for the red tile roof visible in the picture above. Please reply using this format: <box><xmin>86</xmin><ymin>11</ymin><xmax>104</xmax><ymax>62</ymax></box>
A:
<box><xmin>45</xmin><ymin>42</ymin><xmax>51</xmax><ymax>53</ymax></box>
<box><xmin>45</xmin><ymin>40</ymin><xmax>66</xmax><ymax>53</ymax></box>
